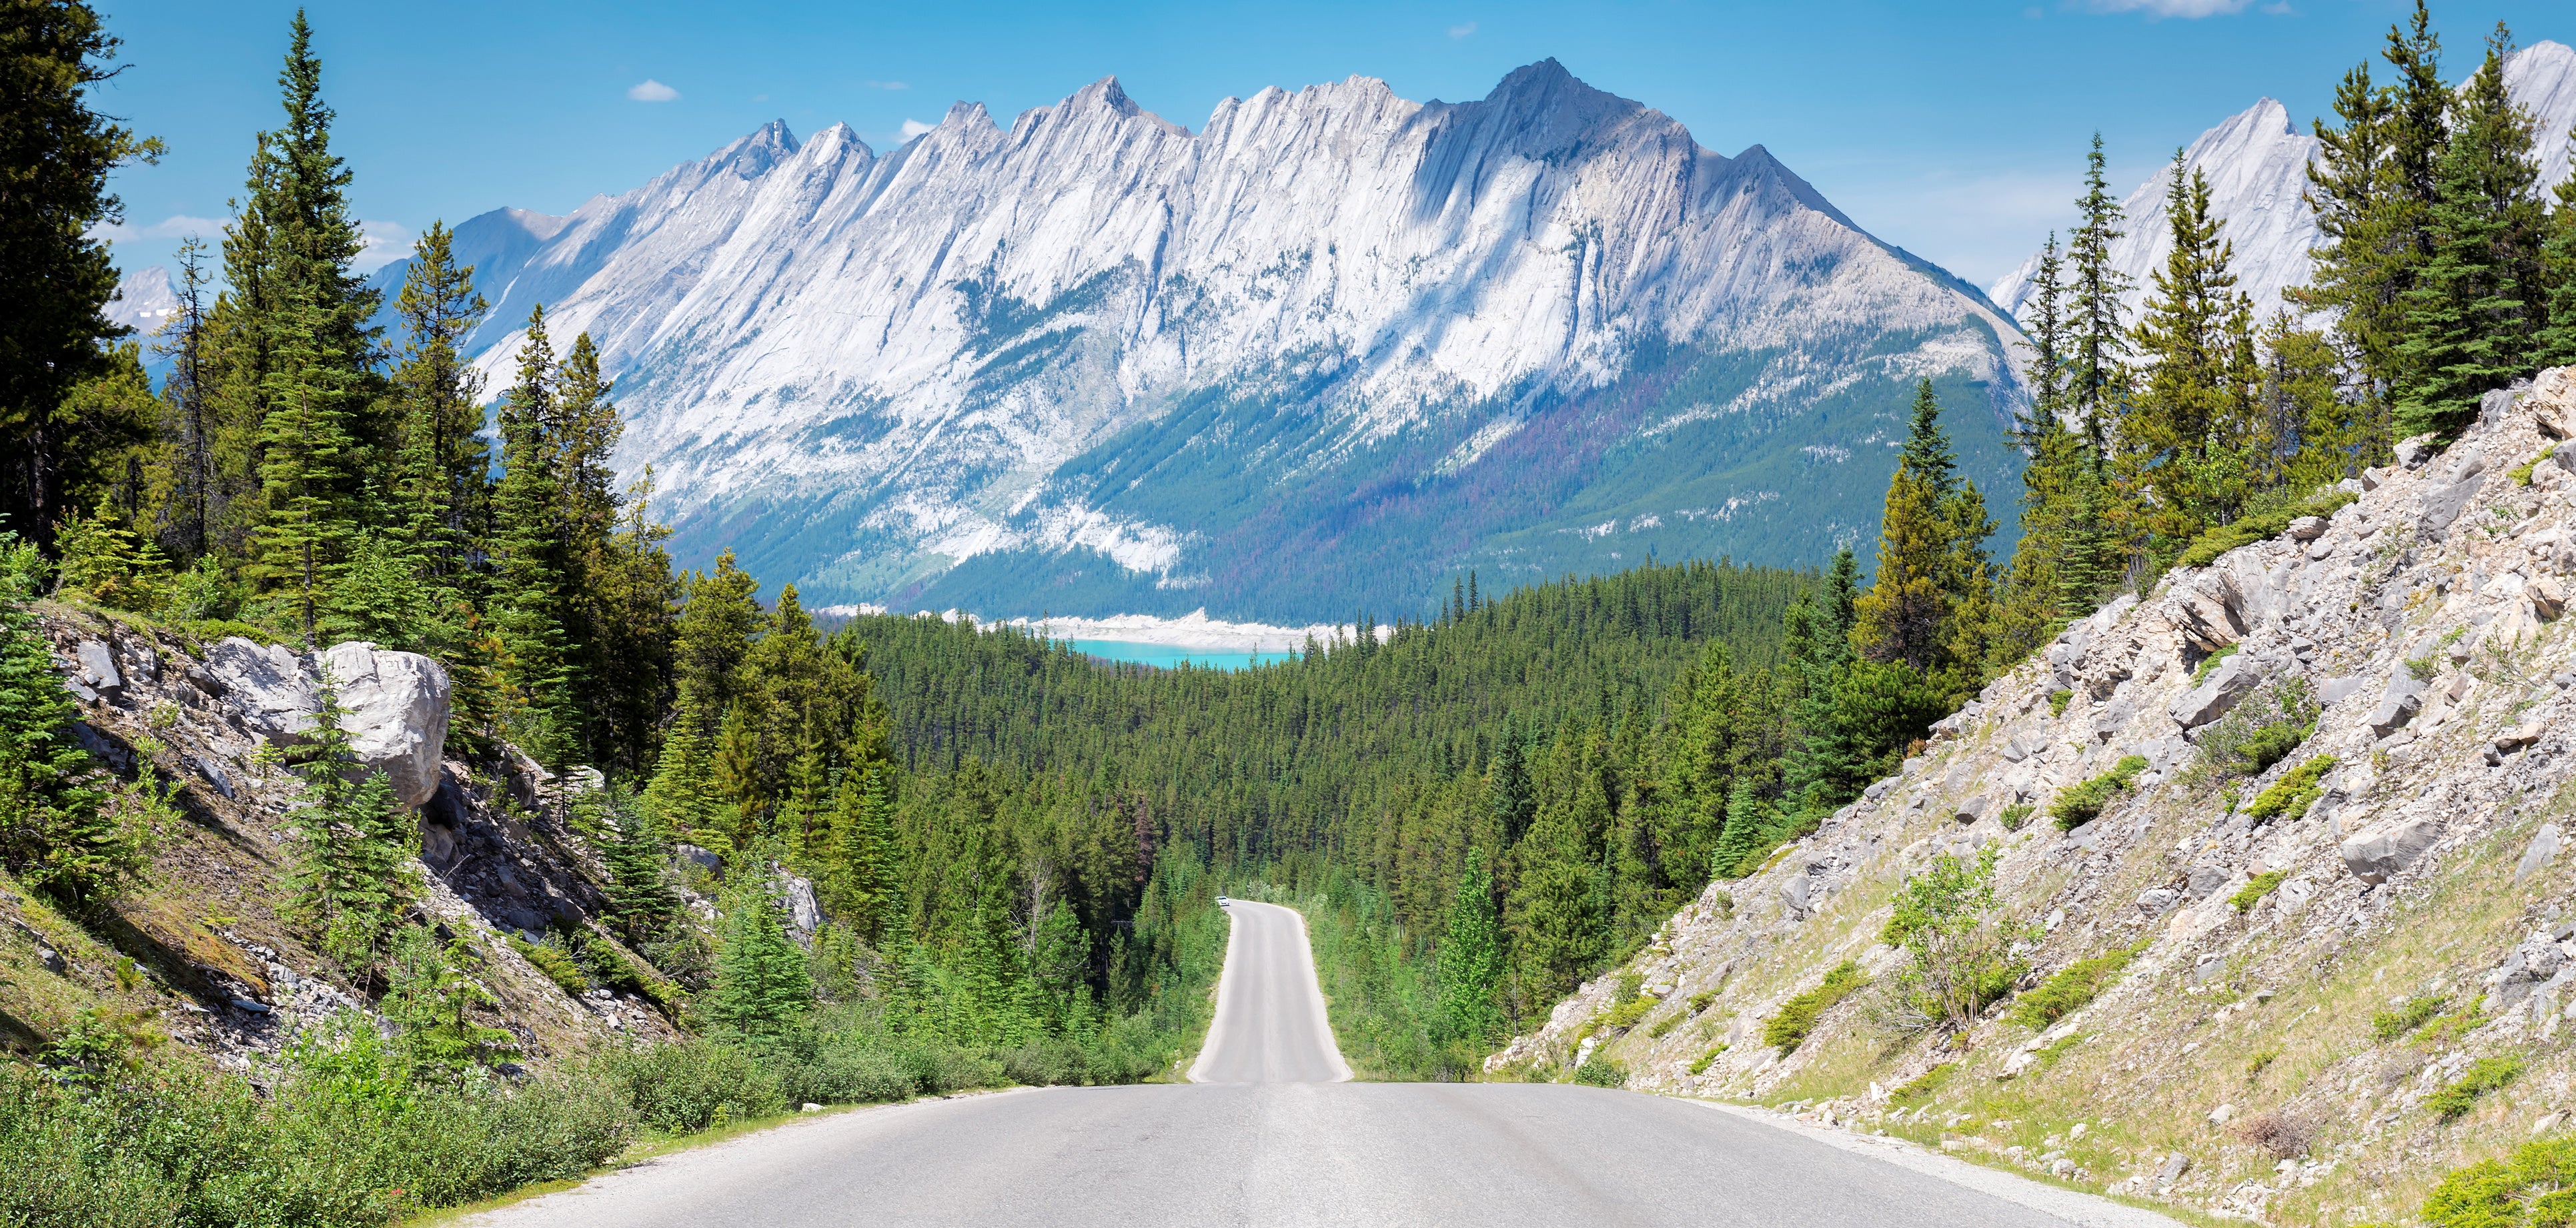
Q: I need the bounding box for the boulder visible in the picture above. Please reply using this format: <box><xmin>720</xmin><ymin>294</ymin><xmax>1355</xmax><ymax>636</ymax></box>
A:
<box><xmin>2341</xmin><ymin>814</ymin><xmax>2443</xmax><ymax>884</ymax></box>
<box><xmin>205</xmin><ymin>637</ymin><xmax>319</xmax><ymax>739</ymax></box>
<box><xmin>2367</xmin><ymin>664</ymin><xmax>2429</xmax><ymax>738</ymax></box>
<box><xmin>2319</xmin><ymin>675</ymin><xmax>2368</xmax><ymax>706</ymax></box>
<box><xmin>2396</xmin><ymin>435</ymin><xmax>2440</xmax><ymax>468</ymax></box>
<box><xmin>318</xmin><ymin>643</ymin><xmax>452</xmax><ymax>811</ymax></box>
<box><xmin>2169</xmin><ymin>653</ymin><xmax>2260</xmax><ymax>730</ymax></box>
<box><xmin>2419</xmin><ymin>471</ymin><xmax>2489</xmax><ymax>535</ymax></box>
<box><xmin>2519</xmin><ymin>823</ymin><xmax>2564</xmax><ymax>886</ymax></box>
<box><xmin>2186</xmin><ymin>865</ymin><xmax>2231</xmax><ymax>900</ymax></box>
<box><xmin>2287</xmin><ymin>516</ymin><xmax>2329</xmax><ymax>541</ymax></box>
<box><xmin>778</xmin><ymin>872</ymin><xmax>824</xmax><ymax>945</ymax></box>
<box><xmin>70</xmin><ymin>640</ymin><xmax>122</xmax><ymax>700</ymax></box>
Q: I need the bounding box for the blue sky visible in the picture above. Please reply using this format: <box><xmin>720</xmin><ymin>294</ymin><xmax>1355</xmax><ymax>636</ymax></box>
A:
<box><xmin>93</xmin><ymin>0</ymin><xmax>2571</xmax><ymax>290</ymax></box>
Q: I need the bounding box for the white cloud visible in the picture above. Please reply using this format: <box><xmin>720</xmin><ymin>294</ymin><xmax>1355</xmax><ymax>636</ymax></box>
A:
<box><xmin>2081</xmin><ymin>0</ymin><xmax>2254</xmax><ymax>16</ymax></box>
<box><xmin>88</xmin><ymin>213</ymin><xmax>225</xmax><ymax>245</ymax></box>
<box><xmin>628</xmin><ymin>78</ymin><xmax>680</xmax><ymax>102</ymax></box>
<box><xmin>863</xmin><ymin>79</ymin><xmax>908</xmax><ymax>90</ymax></box>
<box><xmin>352</xmin><ymin>219</ymin><xmax>414</xmax><ymax>273</ymax></box>
<box><xmin>900</xmin><ymin>118</ymin><xmax>935</xmax><ymax>140</ymax></box>
<box><xmin>1447</xmin><ymin>21</ymin><xmax>1477</xmax><ymax>38</ymax></box>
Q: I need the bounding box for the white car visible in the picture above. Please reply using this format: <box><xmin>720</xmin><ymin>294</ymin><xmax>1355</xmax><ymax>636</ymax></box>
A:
<box><xmin>1216</xmin><ymin>896</ymin><xmax>1231</xmax><ymax>906</ymax></box>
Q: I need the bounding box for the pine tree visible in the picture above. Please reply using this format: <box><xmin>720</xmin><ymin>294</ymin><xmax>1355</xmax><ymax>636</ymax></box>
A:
<box><xmin>674</xmin><ymin>550</ymin><xmax>762</xmax><ymax>718</ymax></box>
<box><xmin>1853</xmin><ymin>382</ymin><xmax>1992</xmax><ymax>676</ymax></box>
<box><xmin>2539</xmin><ymin>152</ymin><xmax>2576</xmax><ymax>368</ymax></box>
<box><xmin>156</xmin><ymin>237</ymin><xmax>219</xmax><ymax>561</ymax></box>
<box><xmin>1710</xmin><ymin>777</ymin><xmax>1770</xmax><ymax>880</ymax></box>
<box><xmin>0</xmin><ymin>0</ymin><xmax>160</xmax><ymax>554</ymax></box>
<box><xmin>490</xmin><ymin>306</ymin><xmax>576</xmax><ymax>766</ymax></box>
<box><xmin>830</xmin><ymin>766</ymin><xmax>903</xmax><ymax>947</ymax></box>
<box><xmin>2393</xmin><ymin>24</ymin><xmax>2550</xmax><ymax>440</ymax></box>
<box><xmin>640</xmin><ymin>694</ymin><xmax>721</xmax><ymax>852</ymax></box>
<box><xmin>1780</xmin><ymin>550</ymin><xmax>1866</xmax><ymax>812</ymax></box>
<box><xmin>2127</xmin><ymin>162</ymin><xmax>2267</xmax><ymax>543</ymax></box>
<box><xmin>1436</xmin><ymin>848</ymin><xmax>1503</xmax><ymax>1045</ymax></box>
<box><xmin>0</xmin><ymin>535</ymin><xmax>136</xmax><ymax>906</ymax></box>
<box><xmin>381</xmin><ymin>922</ymin><xmax>516</xmax><ymax>1086</ymax></box>
<box><xmin>247</xmin><ymin>283</ymin><xmax>360</xmax><ymax>647</ymax></box>
<box><xmin>588</xmin><ymin>786</ymin><xmax>675</xmax><ymax>945</ymax></box>
<box><xmin>283</xmin><ymin>679</ymin><xmax>416</xmax><ymax>972</ymax></box>
<box><xmin>706</xmin><ymin>870</ymin><xmax>812</xmax><ymax>1042</ymax></box>
<box><xmin>387</xmin><ymin>221</ymin><xmax>490</xmax><ymax>584</ymax></box>
<box><xmin>2066</xmin><ymin>134</ymin><xmax>2132</xmax><ymax>459</ymax></box>
<box><xmin>1487</xmin><ymin>720</ymin><xmax>1535</xmax><ymax>846</ymax></box>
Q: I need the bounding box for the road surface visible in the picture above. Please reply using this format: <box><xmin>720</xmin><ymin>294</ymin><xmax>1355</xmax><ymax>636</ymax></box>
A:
<box><xmin>468</xmin><ymin>898</ymin><xmax>2172</xmax><ymax>1228</ymax></box>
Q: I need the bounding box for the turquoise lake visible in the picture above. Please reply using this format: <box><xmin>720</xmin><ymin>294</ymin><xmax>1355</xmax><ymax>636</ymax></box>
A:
<box><xmin>1066</xmin><ymin>640</ymin><xmax>1296</xmax><ymax>672</ymax></box>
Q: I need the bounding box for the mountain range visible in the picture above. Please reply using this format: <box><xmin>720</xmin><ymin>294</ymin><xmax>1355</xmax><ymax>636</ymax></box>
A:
<box><xmin>363</xmin><ymin>61</ymin><xmax>2026</xmax><ymax>622</ymax></box>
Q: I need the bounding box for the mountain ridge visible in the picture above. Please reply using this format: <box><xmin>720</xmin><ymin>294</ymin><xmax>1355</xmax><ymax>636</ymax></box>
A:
<box><xmin>370</xmin><ymin>60</ymin><xmax>2025</xmax><ymax>622</ymax></box>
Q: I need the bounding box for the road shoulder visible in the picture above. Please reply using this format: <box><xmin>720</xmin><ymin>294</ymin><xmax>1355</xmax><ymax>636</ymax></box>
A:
<box><xmin>1675</xmin><ymin>1099</ymin><xmax>2192</xmax><ymax>1228</ymax></box>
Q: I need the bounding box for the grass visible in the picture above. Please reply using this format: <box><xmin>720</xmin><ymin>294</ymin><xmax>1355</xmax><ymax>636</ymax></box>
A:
<box><xmin>2049</xmin><ymin>690</ymin><xmax>2075</xmax><ymax>718</ymax></box>
<box><xmin>1688</xmin><ymin>1045</ymin><xmax>1728</xmax><ymax>1075</ymax></box>
<box><xmin>1890</xmin><ymin>1062</ymin><xmax>1958</xmax><ymax>1105</ymax></box>
<box><xmin>2191</xmin><ymin>644</ymin><xmax>2241</xmax><ymax>687</ymax></box>
<box><xmin>2511</xmin><ymin>446</ymin><xmax>2556</xmax><ymax>486</ymax></box>
<box><xmin>2430</xmin><ymin>1057</ymin><xmax>2524</xmax><ymax>1119</ymax></box>
<box><xmin>2050</xmin><ymin>756</ymin><xmax>2150</xmax><ymax>830</ymax></box>
<box><xmin>2373</xmin><ymin>995</ymin><xmax>2449</xmax><ymax>1042</ymax></box>
<box><xmin>2230</xmin><ymin>870</ymin><xmax>2290</xmax><ymax>912</ymax></box>
<box><xmin>2244</xmin><ymin>756</ymin><xmax>2333</xmax><ymax>822</ymax></box>
<box><xmin>1998</xmin><ymin>802</ymin><xmax>2035</xmax><ymax>832</ymax></box>
<box><xmin>1762</xmin><ymin>962</ymin><xmax>1867</xmax><ymax>1055</ymax></box>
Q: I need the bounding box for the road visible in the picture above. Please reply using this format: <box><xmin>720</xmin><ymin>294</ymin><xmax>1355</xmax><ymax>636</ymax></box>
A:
<box><xmin>468</xmin><ymin>898</ymin><xmax>2170</xmax><ymax>1228</ymax></box>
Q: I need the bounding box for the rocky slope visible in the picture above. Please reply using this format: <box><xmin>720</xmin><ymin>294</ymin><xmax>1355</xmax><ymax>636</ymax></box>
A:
<box><xmin>1</xmin><ymin>612</ymin><xmax>683</xmax><ymax>1069</ymax></box>
<box><xmin>1989</xmin><ymin>39</ymin><xmax>2576</xmax><ymax>328</ymax></box>
<box><xmin>1493</xmin><ymin>368</ymin><xmax>2576</xmax><ymax>1224</ymax></box>
<box><xmin>372</xmin><ymin>61</ymin><xmax>2026</xmax><ymax>622</ymax></box>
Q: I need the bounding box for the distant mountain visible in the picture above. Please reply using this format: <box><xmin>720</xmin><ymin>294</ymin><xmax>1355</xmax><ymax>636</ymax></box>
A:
<box><xmin>1989</xmin><ymin>39</ymin><xmax>2576</xmax><ymax>328</ymax></box>
<box><xmin>376</xmin><ymin>61</ymin><xmax>2026</xmax><ymax>622</ymax></box>
<box><xmin>106</xmin><ymin>265</ymin><xmax>180</xmax><ymax>338</ymax></box>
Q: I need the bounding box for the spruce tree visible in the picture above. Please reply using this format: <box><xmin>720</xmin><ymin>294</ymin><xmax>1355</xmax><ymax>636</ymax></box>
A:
<box><xmin>0</xmin><ymin>534</ymin><xmax>137</xmax><ymax>906</ymax></box>
<box><xmin>2128</xmin><ymin>163</ymin><xmax>2265</xmax><ymax>542</ymax></box>
<box><xmin>248</xmin><ymin>283</ymin><xmax>360</xmax><ymax>647</ymax></box>
<box><xmin>283</xmin><ymin>680</ymin><xmax>416</xmax><ymax>972</ymax></box>
<box><xmin>2538</xmin><ymin>149</ymin><xmax>2576</xmax><ymax>368</ymax></box>
<box><xmin>387</xmin><ymin>221</ymin><xmax>490</xmax><ymax>583</ymax></box>
<box><xmin>706</xmin><ymin>870</ymin><xmax>813</xmax><ymax>1043</ymax></box>
<box><xmin>1853</xmin><ymin>382</ymin><xmax>1992</xmax><ymax>676</ymax></box>
<box><xmin>2393</xmin><ymin>24</ymin><xmax>2549</xmax><ymax>440</ymax></box>
<box><xmin>2066</xmin><ymin>134</ymin><xmax>2132</xmax><ymax>459</ymax></box>
<box><xmin>1436</xmin><ymin>848</ymin><xmax>1503</xmax><ymax>1044</ymax></box>
<box><xmin>382</xmin><ymin>922</ymin><xmax>516</xmax><ymax>1085</ymax></box>
<box><xmin>1487</xmin><ymin>720</ymin><xmax>1535</xmax><ymax>846</ymax></box>
<box><xmin>489</xmin><ymin>306</ymin><xmax>576</xmax><ymax>766</ymax></box>
<box><xmin>156</xmin><ymin>237</ymin><xmax>219</xmax><ymax>561</ymax></box>
<box><xmin>0</xmin><ymin>0</ymin><xmax>160</xmax><ymax>554</ymax></box>
<box><xmin>830</xmin><ymin>766</ymin><xmax>903</xmax><ymax>947</ymax></box>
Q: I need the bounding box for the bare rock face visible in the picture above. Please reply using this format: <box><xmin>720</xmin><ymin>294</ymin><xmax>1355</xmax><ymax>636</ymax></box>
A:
<box><xmin>202</xmin><ymin>637</ymin><xmax>451</xmax><ymax>810</ymax></box>
<box><xmin>2168</xmin><ymin>652</ymin><xmax>2261</xmax><ymax>729</ymax></box>
<box><xmin>2340</xmin><ymin>814</ymin><xmax>2445</xmax><ymax>885</ymax></box>
<box><xmin>205</xmin><ymin>637</ymin><xmax>318</xmax><ymax>739</ymax></box>
<box><xmin>319</xmin><ymin>642</ymin><xmax>452</xmax><ymax>811</ymax></box>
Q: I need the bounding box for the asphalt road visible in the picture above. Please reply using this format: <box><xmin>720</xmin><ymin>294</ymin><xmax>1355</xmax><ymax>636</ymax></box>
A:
<box><xmin>468</xmin><ymin>898</ymin><xmax>2163</xmax><ymax>1228</ymax></box>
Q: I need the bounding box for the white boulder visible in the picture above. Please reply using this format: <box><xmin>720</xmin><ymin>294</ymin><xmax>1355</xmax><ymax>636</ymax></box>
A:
<box><xmin>2341</xmin><ymin>814</ymin><xmax>2443</xmax><ymax>885</ymax></box>
<box><xmin>203</xmin><ymin>637</ymin><xmax>450</xmax><ymax>810</ymax></box>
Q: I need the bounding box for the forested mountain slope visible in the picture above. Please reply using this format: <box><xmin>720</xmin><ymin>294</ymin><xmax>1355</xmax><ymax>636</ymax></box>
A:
<box><xmin>1494</xmin><ymin>374</ymin><xmax>2576</xmax><ymax>1224</ymax></box>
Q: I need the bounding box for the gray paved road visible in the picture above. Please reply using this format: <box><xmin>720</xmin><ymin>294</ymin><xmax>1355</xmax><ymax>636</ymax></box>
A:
<box><xmin>1189</xmin><ymin>899</ymin><xmax>1350</xmax><ymax>1083</ymax></box>
<box><xmin>467</xmin><ymin>898</ymin><xmax>2151</xmax><ymax>1228</ymax></box>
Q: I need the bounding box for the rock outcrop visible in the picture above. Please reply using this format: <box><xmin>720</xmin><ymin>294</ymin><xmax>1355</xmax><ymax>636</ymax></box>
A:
<box><xmin>1493</xmin><ymin>368</ymin><xmax>2576</xmax><ymax>1221</ymax></box>
<box><xmin>201</xmin><ymin>637</ymin><xmax>450</xmax><ymax>810</ymax></box>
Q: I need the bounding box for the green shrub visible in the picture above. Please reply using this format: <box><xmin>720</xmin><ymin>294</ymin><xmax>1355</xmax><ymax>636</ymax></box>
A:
<box><xmin>2050</xmin><ymin>756</ymin><xmax>2149</xmax><ymax>830</ymax></box>
<box><xmin>1597</xmin><ymin>993</ymin><xmax>1656</xmax><ymax>1031</ymax></box>
<box><xmin>1889</xmin><ymin>1062</ymin><xmax>1957</xmax><ymax>1105</ymax></box>
<box><xmin>2174</xmin><ymin>489</ymin><xmax>2358</xmax><ymax>570</ymax></box>
<box><xmin>2420</xmin><ymin>1137</ymin><xmax>2576</xmax><ymax>1227</ymax></box>
<box><xmin>510</xmin><ymin>933</ymin><xmax>591</xmax><ymax>996</ymax></box>
<box><xmin>1997</xmin><ymin>802</ymin><xmax>2035</xmax><ymax>831</ymax></box>
<box><xmin>2048</xmin><ymin>690</ymin><xmax>2075</xmax><ymax>718</ymax></box>
<box><xmin>591</xmin><ymin>1040</ymin><xmax>786</xmax><ymax>1134</ymax></box>
<box><xmin>2195</xmin><ymin>680</ymin><xmax>2319</xmax><ymax>780</ymax></box>
<box><xmin>2245</xmin><ymin>756</ymin><xmax>2333</xmax><ymax>821</ymax></box>
<box><xmin>2008</xmin><ymin>948</ymin><xmax>2138</xmax><ymax>1029</ymax></box>
<box><xmin>1687</xmin><ymin>989</ymin><xmax>1718</xmax><ymax>1013</ymax></box>
<box><xmin>1648</xmin><ymin>1013</ymin><xmax>1684</xmax><ymax>1039</ymax></box>
<box><xmin>2230</xmin><ymin>870</ymin><xmax>2290</xmax><ymax>912</ymax></box>
<box><xmin>2372</xmin><ymin>995</ymin><xmax>2448</xmax><ymax>1042</ymax></box>
<box><xmin>1762</xmin><ymin>961</ymin><xmax>1868</xmax><ymax>1055</ymax></box>
<box><xmin>1688</xmin><ymin>1045</ymin><xmax>1728</xmax><ymax>1075</ymax></box>
<box><xmin>2429</xmin><ymin>1057</ymin><xmax>2523</xmax><ymax>1120</ymax></box>
<box><xmin>2510</xmin><ymin>446</ymin><xmax>2555</xmax><ymax>487</ymax></box>
<box><xmin>1571</xmin><ymin>1057</ymin><xmax>1628</xmax><ymax>1088</ymax></box>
